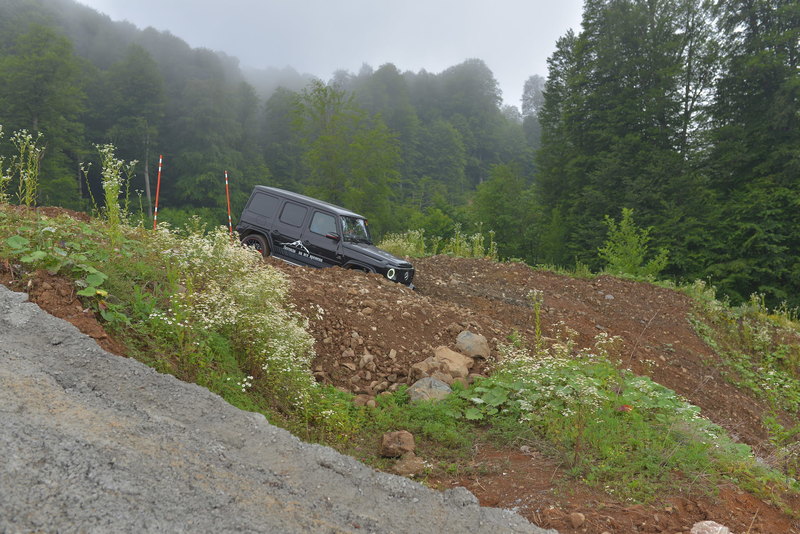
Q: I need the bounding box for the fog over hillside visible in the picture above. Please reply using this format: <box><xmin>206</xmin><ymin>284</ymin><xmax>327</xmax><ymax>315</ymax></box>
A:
<box><xmin>76</xmin><ymin>0</ymin><xmax>584</xmax><ymax>107</ymax></box>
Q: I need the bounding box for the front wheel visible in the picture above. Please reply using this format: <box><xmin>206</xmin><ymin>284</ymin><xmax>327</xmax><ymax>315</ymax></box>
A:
<box><xmin>242</xmin><ymin>233</ymin><xmax>270</xmax><ymax>258</ymax></box>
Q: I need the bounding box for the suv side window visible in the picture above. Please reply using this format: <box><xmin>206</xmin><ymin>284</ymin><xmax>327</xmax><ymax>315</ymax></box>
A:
<box><xmin>309</xmin><ymin>211</ymin><xmax>337</xmax><ymax>236</ymax></box>
<box><xmin>249</xmin><ymin>193</ymin><xmax>279</xmax><ymax>217</ymax></box>
<box><xmin>279</xmin><ymin>201</ymin><xmax>307</xmax><ymax>227</ymax></box>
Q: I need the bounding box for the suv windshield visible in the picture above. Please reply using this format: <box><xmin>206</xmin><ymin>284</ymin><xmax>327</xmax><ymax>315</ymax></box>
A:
<box><xmin>341</xmin><ymin>216</ymin><xmax>372</xmax><ymax>244</ymax></box>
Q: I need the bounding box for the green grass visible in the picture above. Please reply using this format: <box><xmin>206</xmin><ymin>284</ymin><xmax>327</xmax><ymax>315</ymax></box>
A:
<box><xmin>682</xmin><ymin>280</ymin><xmax>800</xmax><ymax>485</ymax></box>
<box><xmin>452</xmin><ymin>335</ymin><xmax>784</xmax><ymax>503</ymax></box>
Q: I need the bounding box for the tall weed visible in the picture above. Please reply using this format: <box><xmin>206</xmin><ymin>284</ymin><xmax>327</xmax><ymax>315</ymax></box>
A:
<box><xmin>7</xmin><ymin>129</ymin><xmax>44</xmax><ymax>207</ymax></box>
<box><xmin>0</xmin><ymin>126</ymin><xmax>9</xmax><ymax>203</ymax></box>
<box><xmin>96</xmin><ymin>144</ymin><xmax>137</xmax><ymax>239</ymax></box>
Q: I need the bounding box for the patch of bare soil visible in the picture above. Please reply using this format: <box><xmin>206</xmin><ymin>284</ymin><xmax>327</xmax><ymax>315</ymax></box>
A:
<box><xmin>273</xmin><ymin>255</ymin><xmax>800</xmax><ymax>534</ymax></box>
<box><xmin>3</xmin><ymin>204</ymin><xmax>92</xmax><ymax>222</ymax></box>
<box><xmin>0</xmin><ymin>267</ymin><xmax>126</xmax><ymax>356</ymax></box>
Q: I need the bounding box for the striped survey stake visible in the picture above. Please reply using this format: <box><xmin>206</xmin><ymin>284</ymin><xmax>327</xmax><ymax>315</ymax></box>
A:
<box><xmin>225</xmin><ymin>170</ymin><xmax>233</xmax><ymax>237</ymax></box>
<box><xmin>153</xmin><ymin>154</ymin><xmax>163</xmax><ymax>230</ymax></box>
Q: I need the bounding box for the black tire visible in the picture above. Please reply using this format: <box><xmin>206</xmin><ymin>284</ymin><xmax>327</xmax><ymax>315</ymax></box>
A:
<box><xmin>242</xmin><ymin>233</ymin><xmax>270</xmax><ymax>258</ymax></box>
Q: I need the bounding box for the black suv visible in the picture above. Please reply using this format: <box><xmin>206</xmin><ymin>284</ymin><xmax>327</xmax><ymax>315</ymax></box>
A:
<box><xmin>236</xmin><ymin>186</ymin><xmax>415</xmax><ymax>287</ymax></box>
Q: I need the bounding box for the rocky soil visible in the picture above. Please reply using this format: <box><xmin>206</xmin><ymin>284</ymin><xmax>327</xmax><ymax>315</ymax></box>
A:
<box><xmin>269</xmin><ymin>255</ymin><xmax>800</xmax><ymax>534</ymax></box>
<box><xmin>2</xmin><ymin>235</ymin><xmax>799</xmax><ymax>533</ymax></box>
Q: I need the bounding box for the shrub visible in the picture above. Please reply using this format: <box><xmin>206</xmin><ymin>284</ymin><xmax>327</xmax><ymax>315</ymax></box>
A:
<box><xmin>598</xmin><ymin>208</ymin><xmax>668</xmax><ymax>279</ymax></box>
<box><xmin>378</xmin><ymin>225</ymin><xmax>498</xmax><ymax>260</ymax></box>
<box><xmin>378</xmin><ymin>228</ymin><xmax>427</xmax><ymax>257</ymax></box>
<box><xmin>0</xmin><ymin>126</ymin><xmax>9</xmax><ymax>203</ymax></box>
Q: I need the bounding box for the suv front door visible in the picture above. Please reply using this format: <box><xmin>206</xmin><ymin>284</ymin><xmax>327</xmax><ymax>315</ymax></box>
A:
<box><xmin>303</xmin><ymin>210</ymin><xmax>342</xmax><ymax>267</ymax></box>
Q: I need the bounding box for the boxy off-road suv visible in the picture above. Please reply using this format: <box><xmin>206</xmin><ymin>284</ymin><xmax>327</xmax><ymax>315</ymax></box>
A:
<box><xmin>236</xmin><ymin>186</ymin><xmax>415</xmax><ymax>287</ymax></box>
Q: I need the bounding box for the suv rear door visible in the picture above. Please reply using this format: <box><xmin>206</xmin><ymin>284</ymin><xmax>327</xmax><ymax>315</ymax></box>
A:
<box><xmin>271</xmin><ymin>200</ymin><xmax>314</xmax><ymax>265</ymax></box>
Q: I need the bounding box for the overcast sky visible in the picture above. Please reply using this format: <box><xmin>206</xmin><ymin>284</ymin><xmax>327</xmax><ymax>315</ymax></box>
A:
<box><xmin>77</xmin><ymin>0</ymin><xmax>584</xmax><ymax>108</ymax></box>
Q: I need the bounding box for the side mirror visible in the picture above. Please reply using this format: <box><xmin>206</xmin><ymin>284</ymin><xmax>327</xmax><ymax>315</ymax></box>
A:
<box><xmin>325</xmin><ymin>232</ymin><xmax>340</xmax><ymax>241</ymax></box>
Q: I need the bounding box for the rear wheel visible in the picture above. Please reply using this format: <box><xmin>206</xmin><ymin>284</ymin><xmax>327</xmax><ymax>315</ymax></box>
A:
<box><xmin>242</xmin><ymin>233</ymin><xmax>270</xmax><ymax>258</ymax></box>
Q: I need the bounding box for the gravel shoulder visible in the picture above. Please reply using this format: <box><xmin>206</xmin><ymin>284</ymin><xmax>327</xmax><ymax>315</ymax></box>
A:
<box><xmin>0</xmin><ymin>285</ymin><xmax>553</xmax><ymax>534</ymax></box>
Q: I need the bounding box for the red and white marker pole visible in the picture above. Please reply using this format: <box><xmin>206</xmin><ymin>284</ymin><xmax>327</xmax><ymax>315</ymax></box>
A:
<box><xmin>153</xmin><ymin>154</ymin><xmax>163</xmax><ymax>230</ymax></box>
<box><xmin>224</xmin><ymin>170</ymin><xmax>233</xmax><ymax>238</ymax></box>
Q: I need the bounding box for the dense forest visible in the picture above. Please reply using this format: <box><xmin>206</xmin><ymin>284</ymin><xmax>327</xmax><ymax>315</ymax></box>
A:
<box><xmin>0</xmin><ymin>0</ymin><xmax>798</xmax><ymax>307</ymax></box>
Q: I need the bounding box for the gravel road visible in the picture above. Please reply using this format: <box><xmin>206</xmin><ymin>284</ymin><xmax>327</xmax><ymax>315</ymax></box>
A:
<box><xmin>0</xmin><ymin>286</ymin><xmax>555</xmax><ymax>534</ymax></box>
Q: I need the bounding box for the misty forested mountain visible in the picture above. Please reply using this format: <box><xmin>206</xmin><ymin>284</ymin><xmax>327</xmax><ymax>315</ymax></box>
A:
<box><xmin>0</xmin><ymin>0</ymin><xmax>798</xmax><ymax>308</ymax></box>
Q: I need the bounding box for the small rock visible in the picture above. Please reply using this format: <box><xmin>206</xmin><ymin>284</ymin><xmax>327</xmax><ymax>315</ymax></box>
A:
<box><xmin>392</xmin><ymin>452</ymin><xmax>425</xmax><ymax>477</ymax></box>
<box><xmin>447</xmin><ymin>323</ymin><xmax>463</xmax><ymax>335</ymax></box>
<box><xmin>409</xmin><ymin>357</ymin><xmax>439</xmax><ymax>381</ymax></box>
<box><xmin>407</xmin><ymin>377</ymin><xmax>452</xmax><ymax>402</ymax></box>
<box><xmin>359</xmin><ymin>352</ymin><xmax>375</xmax><ymax>369</ymax></box>
<box><xmin>691</xmin><ymin>521</ymin><xmax>731</xmax><ymax>534</ymax></box>
<box><xmin>381</xmin><ymin>430</ymin><xmax>415</xmax><ymax>457</ymax></box>
<box><xmin>341</xmin><ymin>362</ymin><xmax>357</xmax><ymax>371</ymax></box>
<box><xmin>455</xmin><ymin>331</ymin><xmax>491</xmax><ymax>359</ymax></box>
<box><xmin>430</xmin><ymin>370</ymin><xmax>454</xmax><ymax>385</ymax></box>
<box><xmin>433</xmin><ymin>346</ymin><xmax>474</xmax><ymax>378</ymax></box>
<box><xmin>605</xmin><ymin>293</ymin><xmax>615</xmax><ymax>300</ymax></box>
<box><xmin>353</xmin><ymin>394</ymin><xmax>372</xmax><ymax>406</ymax></box>
<box><xmin>569</xmin><ymin>512</ymin><xmax>585</xmax><ymax>528</ymax></box>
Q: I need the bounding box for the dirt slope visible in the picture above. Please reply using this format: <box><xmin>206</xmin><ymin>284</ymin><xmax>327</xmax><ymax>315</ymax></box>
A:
<box><xmin>3</xmin><ymin>248</ymin><xmax>799</xmax><ymax>533</ymax></box>
<box><xmin>271</xmin><ymin>255</ymin><xmax>800</xmax><ymax>534</ymax></box>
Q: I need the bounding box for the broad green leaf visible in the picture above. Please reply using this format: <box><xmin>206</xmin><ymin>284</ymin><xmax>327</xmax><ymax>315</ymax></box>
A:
<box><xmin>85</xmin><ymin>272</ymin><xmax>107</xmax><ymax>287</ymax></box>
<box><xmin>6</xmin><ymin>235</ymin><xmax>29</xmax><ymax>250</ymax></box>
<box><xmin>464</xmin><ymin>407</ymin><xmax>484</xmax><ymax>421</ymax></box>
<box><xmin>76</xmin><ymin>286</ymin><xmax>98</xmax><ymax>297</ymax></box>
<box><xmin>20</xmin><ymin>250</ymin><xmax>47</xmax><ymax>263</ymax></box>
<box><xmin>483</xmin><ymin>387</ymin><xmax>509</xmax><ymax>407</ymax></box>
